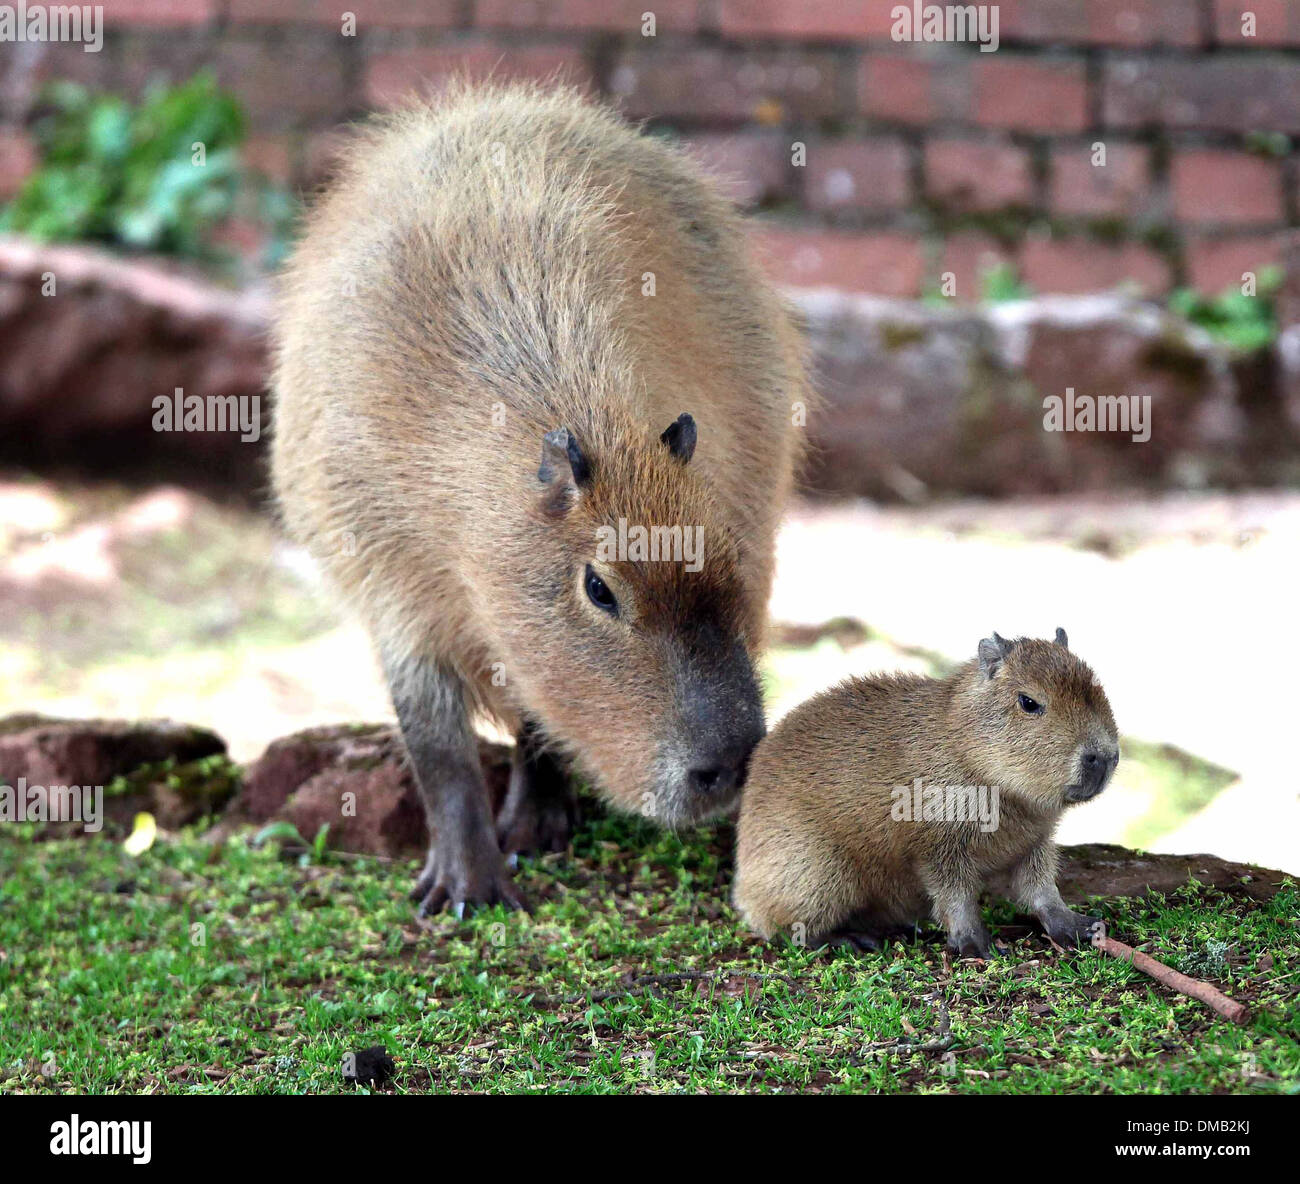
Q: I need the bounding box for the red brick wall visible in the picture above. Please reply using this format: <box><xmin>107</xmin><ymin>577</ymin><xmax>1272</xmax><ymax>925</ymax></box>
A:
<box><xmin>1</xmin><ymin>1</ymin><xmax>1298</xmax><ymax>298</ymax></box>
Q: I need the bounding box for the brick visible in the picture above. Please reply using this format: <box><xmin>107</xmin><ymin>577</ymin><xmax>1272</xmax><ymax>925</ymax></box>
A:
<box><xmin>750</xmin><ymin>225</ymin><xmax>925</xmax><ymax>296</ymax></box>
<box><xmin>805</xmin><ymin>137</ymin><xmax>910</xmax><ymax>213</ymax></box>
<box><xmin>0</xmin><ymin>127</ymin><xmax>36</xmax><ymax>199</ymax></box>
<box><xmin>107</xmin><ymin>0</ymin><xmax>219</xmax><ymax>24</ymax></box>
<box><xmin>301</xmin><ymin>128</ymin><xmax>353</xmax><ymax>191</ymax></box>
<box><xmin>1</xmin><ymin>40</ymin><xmax>117</xmax><ymax>120</ymax></box>
<box><xmin>477</xmin><ymin>1</ymin><xmax>696</xmax><ymax>34</ymax></box>
<box><xmin>609</xmin><ymin>47</ymin><xmax>844</xmax><ymax>122</ymax></box>
<box><xmin>925</xmin><ymin>139</ymin><xmax>1033</xmax><ymax>211</ymax></box>
<box><xmin>228</xmin><ymin>0</ymin><xmax>457</xmax><ymax>27</ymax></box>
<box><xmin>366</xmin><ymin>43</ymin><xmax>592</xmax><ymax>109</ymax></box>
<box><xmin>1050</xmin><ymin>141</ymin><xmax>1151</xmax><ymax>217</ymax></box>
<box><xmin>860</xmin><ymin>52</ymin><xmax>981</xmax><ymax>125</ymax></box>
<box><xmin>936</xmin><ymin>233</ymin><xmax>1021</xmax><ymax>303</ymax></box>
<box><xmin>1172</xmin><ymin>150</ymin><xmax>1283</xmax><ymax>226</ymax></box>
<box><xmin>860</xmin><ymin>54</ymin><xmax>935</xmax><ymax>123</ymax></box>
<box><xmin>684</xmin><ymin>132</ymin><xmax>791</xmax><ymax>208</ymax></box>
<box><xmin>116</xmin><ymin>32</ymin><xmax>216</xmax><ymax>102</ymax></box>
<box><xmin>1185</xmin><ymin>235</ymin><xmax>1287</xmax><ymax>293</ymax></box>
<box><xmin>212</xmin><ymin>36</ymin><xmax>352</xmax><ymax>130</ymax></box>
<box><xmin>974</xmin><ymin>56</ymin><xmax>1088</xmax><ymax>132</ymax></box>
<box><xmin>1000</xmin><ymin>0</ymin><xmax>1202</xmax><ymax>47</ymax></box>
<box><xmin>1104</xmin><ymin>56</ymin><xmax>1300</xmax><ymax>133</ymax></box>
<box><xmin>718</xmin><ymin>0</ymin><xmax>892</xmax><ymax>41</ymax></box>
<box><xmin>242</xmin><ymin>135</ymin><xmax>295</xmax><ymax>185</ymax></box>
<box><xmin>1213</xmin><ymin>1</ymin><xmax>1300</xmax><ymax>47</ymax></box>
<box><xmin>1020</xmin><ymin>237</ymin><xmax>1171</xmax><ymax>295</ymax></box>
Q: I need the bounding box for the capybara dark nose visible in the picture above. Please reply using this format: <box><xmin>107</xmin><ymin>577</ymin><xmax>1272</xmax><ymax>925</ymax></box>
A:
<box><xmin>686</xmin><ymin>726</ymin><xmax>761</xmax><ymax>796</ymax></box>
<box><xmin>689</xmin><ymin>761</ymin><xmax>743</xmax><ymax>795</ymax></box>
<box><xmin>1078</xmin><ymin>748</ymin><xmax>1118</xmax><ymax>796</ymax></box>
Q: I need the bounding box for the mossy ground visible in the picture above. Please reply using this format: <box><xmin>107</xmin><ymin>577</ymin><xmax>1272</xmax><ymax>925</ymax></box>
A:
<box><xmin>3</xmin><ymin>802</ymin><xmax>1296</xmax><ymax>1095</ymax></box>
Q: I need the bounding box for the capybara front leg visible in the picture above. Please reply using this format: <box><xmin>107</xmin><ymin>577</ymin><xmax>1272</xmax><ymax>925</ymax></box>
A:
<box><xmin>384</xmin><ymin>650</ymin><xmax>523</xmax><ymax>917</ymax></box>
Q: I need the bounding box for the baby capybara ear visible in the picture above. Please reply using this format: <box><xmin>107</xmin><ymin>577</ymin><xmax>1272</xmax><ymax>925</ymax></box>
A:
<box><xmin>537</xmin><ymin>427</ymin><xmax>591</xmax><ymax>514</ymax></box>
<box><xmin>660</xmin><ymin>413</ymin><xmax>697</xmax><ymax>463</ymax></box>
<box><xmin>977</xmin><ymin>631</ymin><xmax>1015</xmax><ymax>678</ymax></box>
<box><xmin>1054</xmin><ymin>627</ymin><xmax>1069</xmax><ymax>649</ymax></box>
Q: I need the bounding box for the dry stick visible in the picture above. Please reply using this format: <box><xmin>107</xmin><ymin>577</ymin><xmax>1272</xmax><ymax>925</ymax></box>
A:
<box><xmin>1097</xmin><ymin>936</ymin><xmax>1251</xmax><ymax>1026</ymax></box>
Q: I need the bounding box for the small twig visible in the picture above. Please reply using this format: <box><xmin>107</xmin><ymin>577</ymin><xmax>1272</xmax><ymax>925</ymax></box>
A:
<box><xmin>1098</xmin><ymin>936</ymin><xmax>1251</xmax><ymax>1026</ymax></box>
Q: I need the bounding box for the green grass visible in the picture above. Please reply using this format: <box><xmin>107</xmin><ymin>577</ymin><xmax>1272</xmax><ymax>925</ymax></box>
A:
<box><xmin>2</xmin><ymin>808</ymin><xmax>1297</xmax><ymax>1095</ymax></box>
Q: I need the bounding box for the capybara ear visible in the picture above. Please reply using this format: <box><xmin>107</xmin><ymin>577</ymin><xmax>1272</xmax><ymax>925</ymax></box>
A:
<box><xmin>1054</xmin><ymin>627</ymin><xmax>1069</xmax><ymax>649</ymax></box>
<box><xmin>660</xmin><ymin>413</ymin><xmax>697</xmax><ymax>463</ymax></box>
<box><xmin>977</xmin><ymin>631</ymin><xmax>1015</xmax><ymax>678</ymax></box>
<box><xmin>537</xmin><ymin>427</ymin><xmax>590</xmax><ymax>515</ymax></box>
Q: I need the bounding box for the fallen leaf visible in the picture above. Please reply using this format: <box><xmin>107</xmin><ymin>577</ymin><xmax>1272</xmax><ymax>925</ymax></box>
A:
<box><xmin>123</xmin><ymin>812</ymin><xmax>157</xmax><ymax>856</ymax></box>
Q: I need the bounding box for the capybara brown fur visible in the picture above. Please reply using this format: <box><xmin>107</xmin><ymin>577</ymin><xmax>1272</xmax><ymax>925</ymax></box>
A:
<box><xmin>271</xmin><ymin>83</ymin><xmax>809</xmax><ymax>914</ymax></box>
<box><xmin>734</xmin><ymin>630</ymin><xmax>1119</xmax><ymax>955</ymax></box>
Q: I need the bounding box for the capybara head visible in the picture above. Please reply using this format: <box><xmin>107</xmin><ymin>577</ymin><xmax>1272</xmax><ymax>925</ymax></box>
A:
<box><xmin>495</xmin><ymin>412</ymin><xmax>766</xmax><ymax>825</ymax></box>
<box><xmin>954</xmin><ymin>628</ymin><xmax>1118</xmax><ymax>810</ymax></box>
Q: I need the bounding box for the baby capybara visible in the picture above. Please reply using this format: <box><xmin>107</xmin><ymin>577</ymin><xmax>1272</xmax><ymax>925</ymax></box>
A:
<box><xmin>272</xmin><ymin>84</ymin><xmax>809</xmax><ymax>914</ymax></box>
<box><xmin>734</xmin><ymin>630</ymin><xmax>1119</xmax><ymax>955</ymax></box>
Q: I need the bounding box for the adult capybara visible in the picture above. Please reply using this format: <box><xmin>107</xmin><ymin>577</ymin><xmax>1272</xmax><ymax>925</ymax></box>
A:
<box><xmin>271</xmin><ymin>83</ymin><xmax>810</xmax><ymax>914</ymax></box>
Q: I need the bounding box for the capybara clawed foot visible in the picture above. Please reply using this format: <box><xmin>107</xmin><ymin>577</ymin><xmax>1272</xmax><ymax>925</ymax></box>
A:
<box><xmin>1042</xmin><ymin>909</ymin><xmax>1104</xmax><ymax>948</ymax></box>
<box><xmin>496</xmin><ymin>788</ymin><xmax>575</xmax><ymax>856</ymax></box>
<box><xmin>410</xmin><ymin>836</ymin><xmax>525</xmax><ymax>918</ymax></box>
<box><xmin>496</xmin><ymin>725</ymin><xmax>576</xmax><ymax>856</ymax></box>
<box><xmin>823</xmin><ymin>929</ymin><xmax>884</xmax><ymax>953</ymax></box>
<box><xmin>947</xmin><ymin>926</ymin><xmax>998</xmax><ymax>960</ymax></box>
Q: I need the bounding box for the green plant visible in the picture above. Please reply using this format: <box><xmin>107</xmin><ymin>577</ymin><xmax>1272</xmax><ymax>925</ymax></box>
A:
<box><xmin>980</xmin><ymin>261</ymin><xmax>1032</xmax><ymax>303</ymax></box>
<box><xmin>1169</xmin><ymin>266</ymin><xmax>1282</xmax><ymax>353</ymax></box>
<box><xmin>0</xmin><ymin>73</ymin><xmax>293</xmax><ymax>265</ymax></box>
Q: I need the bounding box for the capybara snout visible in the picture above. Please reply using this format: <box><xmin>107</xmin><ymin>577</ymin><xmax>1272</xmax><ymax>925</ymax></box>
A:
<box><xmin>660</xmin><ymin>635</ymin><xmax>767</xmax><ymax>819</ymax></box>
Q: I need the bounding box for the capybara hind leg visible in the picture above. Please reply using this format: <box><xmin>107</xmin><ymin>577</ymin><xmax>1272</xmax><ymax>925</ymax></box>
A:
<box><xmin>496</xmin><ymin>719</ymin><xmax>576</xmax><ymax>856</ymax></box>
<box><xmin>819</xmin><ymin>911</ymin><xmax>903</xmax><ymax>954</ymax></box>
<box><xmin>384</xmin><ymin>651</ymin><xmax>523</xmax><ymax>917</ymax></box>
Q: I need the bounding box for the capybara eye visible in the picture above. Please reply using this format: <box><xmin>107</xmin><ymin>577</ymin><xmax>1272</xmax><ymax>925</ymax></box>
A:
<box><xmin>584</xmin><ymin>565</ymin><xmax>618</xmax><ymax>615</ymax></box>
<box><xmin>1018</xmin><ymin>693</ymin><xmax>1044</xmax><ymax>715</ymax></box>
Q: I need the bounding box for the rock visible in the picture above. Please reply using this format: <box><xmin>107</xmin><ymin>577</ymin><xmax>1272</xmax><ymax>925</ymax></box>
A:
<box><xmin>344</xmin><ymin>1046</ymin><xmax>395</xmax><ymax>1087</ymax></box>
<box><xmin>795</xmin><ymin>289</ymin><xmax>1300</xmax><ymax>498</ymax></box>
<box><xmin>1057</xmin><ymin>842</ymin><xmax>1288</xmax><ymax>905</ymax></box>
<box><xmin>0</xmin><ymin>238</ymin><xmax>269</xmax><ymax>499</ymax></box>
<box><xmin>237</xmin><ymin>723</ymin><xmax>513</xmax><ymax>858</ymax></box>
<box><xmin>0</xmin><ymin>713</ymin><xmax>226</xmax><ymax>790</ymax></box>
<box><xmin>105</xmin><ymin>755</ymin><xmax>240</xmax><ymax>832</ymax></box>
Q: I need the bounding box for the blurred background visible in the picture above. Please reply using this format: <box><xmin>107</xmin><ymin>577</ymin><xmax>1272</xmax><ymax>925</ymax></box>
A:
<box><xmin>1</xmin><ymin>2</ymin><xmax>1297</xmax><ymax>871</ymax></box>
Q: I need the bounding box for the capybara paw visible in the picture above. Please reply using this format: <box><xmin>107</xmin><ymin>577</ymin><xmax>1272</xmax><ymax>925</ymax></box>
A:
<box><xmin>948</xmin><ymin>927</ymin><xmax>996</xmax><ymax>960</ymax></box>
<box><xmin>1043</xmin><ymin>911</ymin><xmax>1104</xmax><ymax>948</ymax></box>
<box><xmin>495</xmin><ymin>791</ymin><xmax>575</xmax><ymax>856</ymax></box>
<box><xmin>410</xmin><ymin>841</ymin><xmax>526</xmax><ymax>918</ymax></box>
<box><xmin>823</xmin><ymin>928</ymin><xmax>884</xmax><ymax>953</ymax></box>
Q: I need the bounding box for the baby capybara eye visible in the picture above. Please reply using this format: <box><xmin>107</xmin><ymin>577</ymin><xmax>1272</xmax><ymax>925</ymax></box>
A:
<box><xmin>584</xmin><ymin>565</ymin><xmax>618</xmax><ymax>615</ymax></box>
<box><xmin>1018</xmin><ymin>693</ymin><xmax>1044</xmax><ymax>715</ymax></box>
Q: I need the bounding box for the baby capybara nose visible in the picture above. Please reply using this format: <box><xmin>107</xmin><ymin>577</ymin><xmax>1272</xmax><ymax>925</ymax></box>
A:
<box><xmin>1082</xmin><ymin>748</ymin><xmax>1118</xmax><ymax>778</ymax></box>
<box><xmin>1075</xmin><ymin>748</ymin><xmax>1118</xmax><ymax>799</ymax></box>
